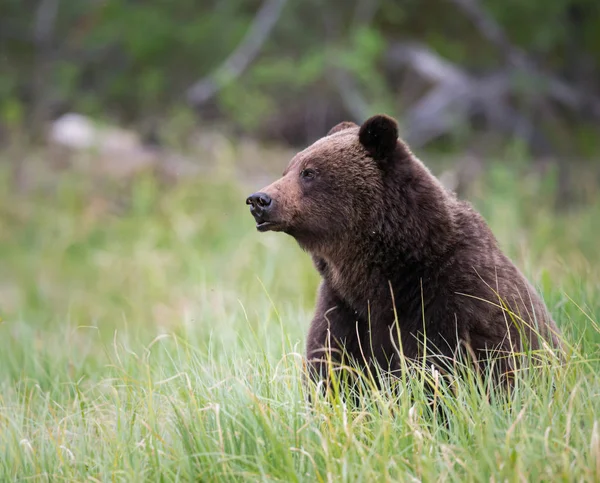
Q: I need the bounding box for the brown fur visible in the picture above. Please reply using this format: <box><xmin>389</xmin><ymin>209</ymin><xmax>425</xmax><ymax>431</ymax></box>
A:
<box><xmin>246</xmin><ymin>114</ymin><xmax>562</xmax><ymax>389</ymax></box>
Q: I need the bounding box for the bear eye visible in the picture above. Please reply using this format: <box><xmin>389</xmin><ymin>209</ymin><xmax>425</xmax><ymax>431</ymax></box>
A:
<box><xmin>300</xmin><ymin>168</ymin><xmax>316</xmax><ymax>180</ymax></box>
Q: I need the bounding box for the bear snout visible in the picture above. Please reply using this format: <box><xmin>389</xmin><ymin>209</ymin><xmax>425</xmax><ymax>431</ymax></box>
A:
<box><xmin>246</xmin><ymin>192</ymin><xmax>279</xmax><ymax>231</ymax></box>
<box><xmin>246</xmin><ymin>192</ymin><xmax>272</xmax><ymax>210</ymax></box>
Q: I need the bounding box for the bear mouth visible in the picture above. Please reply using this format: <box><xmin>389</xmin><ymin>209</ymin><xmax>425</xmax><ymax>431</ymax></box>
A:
<box><xmin>256</xmin><ymin>221</ymin><xmax>281</xmax><ymax>232</ymax></box>
<box><xmin>249</xmin><ymin>206</ymin><xmax>284</xmax><ymax>232</ymax></box>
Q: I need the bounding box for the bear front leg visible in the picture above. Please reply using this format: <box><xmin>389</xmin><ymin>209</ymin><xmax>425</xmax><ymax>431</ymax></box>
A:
<box><xmin>304</xmin><ymin>282</ymin><xmax>359</xmax><ymax>395</ymax></box>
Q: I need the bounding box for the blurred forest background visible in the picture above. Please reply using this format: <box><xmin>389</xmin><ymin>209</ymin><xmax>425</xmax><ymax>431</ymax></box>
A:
<box><xmin>1</xmin><ymin>0</ymin><xmax>599</xmax><ymax>195</ymax></box>
<box><xmin>2</xmin><ymin>2</ymin><xmax>600</xmax><ymax>479</ymax></box>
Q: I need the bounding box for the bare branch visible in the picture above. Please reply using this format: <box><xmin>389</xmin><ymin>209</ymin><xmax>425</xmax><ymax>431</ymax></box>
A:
<box><xmin>34</xmin><ymin>0</ymin><xmax>60</xmax><ymax>44</ymax></box>
<box><xmin>187</xmin><ymin>0</ymin><xmax>288</xmax><ymax>106</ymax></box>
<box><xmin>447</xmin><ymin>0</ymin><xmax>600</xmax><ymax>117</ymax></box>
<box><xmin>387</xmin><ymin>42</ymin><xmax>467</xmax><ymax>86</ymax></box>
<box><xmin>327</xmin><ymin>0</ymin><xmax>380</xmax><ymax>123</ymax></box>
<box><xmin>385</xmin><ymin>42</ymin><xmax>552</xmax><ymax>150</ymax></box>
<box><xmin>404</xmin><ymin>83</ymin><xmax>472</xmax><ymax>146</ymax></box>
<box><xmin>351</xmin><ymin>0</ymin><xmax>380</xmax><ymax>29</ymax></box>
<box><xmin>31</xmin><ymin>0</ymin><xmax>60</xmax><ymax>138</ymax></box>
<box><xmin>447</xmin><ymin>0</ymin><xmax>527</xmax><ymax>68</ymax></box>
<box><xmin>331</xmin><ymin>69</ymin><xmax>370</xmax><ymax>122</ymax></box>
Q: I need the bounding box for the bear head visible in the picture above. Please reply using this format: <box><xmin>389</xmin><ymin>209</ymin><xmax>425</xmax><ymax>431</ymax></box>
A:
<box><xmin>246</xmin><ymin>114</ymin><xmax>414</xmax><ymax>252</ymax></box>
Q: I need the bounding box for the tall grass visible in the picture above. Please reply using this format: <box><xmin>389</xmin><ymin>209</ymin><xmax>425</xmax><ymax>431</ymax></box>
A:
<box><xmin>0</xmin><ymin>156</ymin><xmax>598</xmax><ymax>481</ymax></box>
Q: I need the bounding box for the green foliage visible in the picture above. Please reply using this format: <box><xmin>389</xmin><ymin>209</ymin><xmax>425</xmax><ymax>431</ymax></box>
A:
<box><xmin>337</xmin><ymin>27</ymin><xmax>386</xmax><ymax>77</ymax></box>
<box><xmin>0</xmin><ymin>98</ymin><xmax>24</xmax><ymax>128</ymax></box>
<box><xmin>252</xmin><ymin>51</ymin><xmax>326</xmax><ymax>90</ymax></box>
<box><xmin>2</xmin><ymin>0</ymin><xmax>598</xmax><ymax>147</ymax></box>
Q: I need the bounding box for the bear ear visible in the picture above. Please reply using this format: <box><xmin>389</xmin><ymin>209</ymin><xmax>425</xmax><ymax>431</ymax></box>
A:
<box><xmin>358</xmin><ymin>114</ymin><xmax>399</xmax><ymax>160</ymax></box>
<box><xmin>327</xmin><ymin>121</ymin><xmax>358</xmax><ymax>136</ymax></box>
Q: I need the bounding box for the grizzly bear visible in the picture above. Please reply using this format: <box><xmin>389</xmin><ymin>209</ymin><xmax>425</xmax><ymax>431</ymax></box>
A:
<box><xmin>246</xmin><ymin>114</ymin><xmax>561</xmax><ymax>390</ymax></box>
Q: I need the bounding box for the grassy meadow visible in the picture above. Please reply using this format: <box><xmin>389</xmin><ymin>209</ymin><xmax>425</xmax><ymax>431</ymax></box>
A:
<box><xmin>0</xmin><ymin>149</ymin><xmax>599</xmax><ymax>482</ymax></box>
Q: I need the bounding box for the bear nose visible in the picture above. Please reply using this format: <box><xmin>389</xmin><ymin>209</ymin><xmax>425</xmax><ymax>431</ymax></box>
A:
<box><xmin>246</xmin><ymin>192</ymin><xmax>272</xmax><ymax>209</ymax></box>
